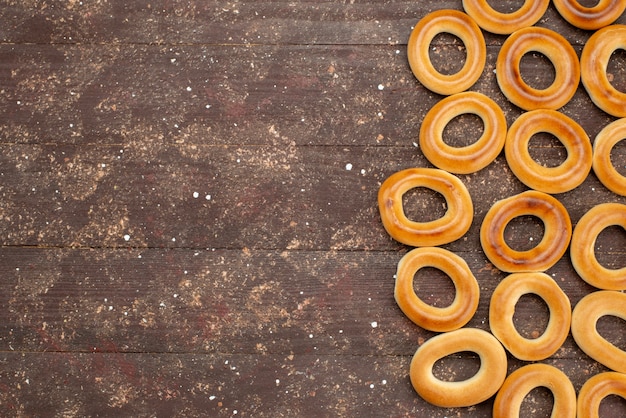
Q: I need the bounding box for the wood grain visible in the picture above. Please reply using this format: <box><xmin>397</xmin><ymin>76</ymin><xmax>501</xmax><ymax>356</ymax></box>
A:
<box><xmin>1</xmin><ymin>0</ymin><xmax>626</xmax><ymax>416</ymax></box>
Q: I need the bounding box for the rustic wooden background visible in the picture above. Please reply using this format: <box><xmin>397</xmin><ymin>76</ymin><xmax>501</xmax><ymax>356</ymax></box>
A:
<box><xmin>0</xmin><ymin>0</ymin><xmax>625</xmax><ymax>416</ymax></box>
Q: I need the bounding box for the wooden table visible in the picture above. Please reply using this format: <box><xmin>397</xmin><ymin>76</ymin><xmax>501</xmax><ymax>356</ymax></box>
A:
<box><xmin>1</xmin><ymin>1</ymin><xmax>625</xmax><ymax>416</ymax></box>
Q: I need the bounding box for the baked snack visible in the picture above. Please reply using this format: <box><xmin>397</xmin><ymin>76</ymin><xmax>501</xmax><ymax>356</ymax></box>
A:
<box><xmin>553</xmin><ymin>0</ymin><xmax>626</xmax><ymax>30</ymax></box>
<box><xmin>480</xmin><ymin>190</ymin><xmax>572</xmax><ymax>272</ymax></box>
<box><xmin>493</xmin><ymin>363</ymin><xmax>576</xmax><ymax>418</ymax></box>
<box><xmin>593</xmin><ymin>118</ymin><xmax>626</xmax><ymax>196</ymax></box>
<box><xmin>378</xmin><ymin>168</ymin><xmax>473</xmax><ymax>247</ymax></box>
<box><xmin>505</xmin><ymin>109</ymin><xmax>592</xmax><ymax>194</ymax></box>
<box><xmin>463</xmin><ymin>0</ymin><xmax>549</xmax><ymax>34</ymax></box>
<box><xmin>581</xmin><ymin>25</ymin><xmax>626</xmax><ymax>117</ymax></box>
<box><xmin>395</xmin><ymin>247</ymin><xmax>479</xmax><ymax>331</ymax></box>
<box><xmin>410</xmin><ymin>328</ymin><xmax>507</xmax><ymax>407</ymax></box>
<box><xmin>420</xmin><ymin>91</ymin><xmax>507</xmax><ymax>174</ymax></box>
<box><xmin>577</xmin><ymin>372</ymin><xmax>626</xmax><ymax>418</ymax></box>
<box><xmin>496</xmin><ymin>27</ymin><xmax>579</xmax><ymax>110</ymax></box>
<box><xmin>489</xmin><ymin>272</ymin><xmax>571</xmax><ymax>361</ymax></box>
<box><xmin>407</xmin><ymin>9</ymin><xmax>486</xmax><ymax>95</ymax></box>
<box><xmin>571</xmin><ymin>290</ymin><xmax>626</xmax><ymax>374</ymax></box>
<box><xmin>571</xmin><ymin>203</ymin><xmax>626</xmax><ymax>290</ymax></box>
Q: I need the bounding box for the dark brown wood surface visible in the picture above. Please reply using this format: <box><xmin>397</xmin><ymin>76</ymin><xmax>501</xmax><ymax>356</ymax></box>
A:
<box><xmin>1</xmin><ymin>1</ymin><xmax>625</xmax><ymax>416</ymax></box>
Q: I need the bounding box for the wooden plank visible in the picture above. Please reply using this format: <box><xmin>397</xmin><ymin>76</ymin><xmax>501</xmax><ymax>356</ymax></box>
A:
<box><xmin>0</xmin><ymin>247</ymin><xmax>404</xmax><ymax>355</ymax></box>
<box><xmin>1</xmin><ymin>352</ymin><xmax>623</xmax><ymax>417</ymax></box>
<box><xmin>2</xmin><ymin>351</ymin><xmax>625</xmax><ymax>417</ymax></box>
<box><xmin>0</xmin><ymin>236</ymin><xmax>618</xmax><ymax>413</ymax></box>
<box><xmin>0</xmin><ymin>0</ymin><xmax>454</xmax><ymax>45</ymax></box>
<box><xmin>0</xmin><ymin>247</ymin><xmax>621</xmax><ymax>359</ymax></box>
<box><xmin>1</xmin><ymin>143</ymin><xmax>625</xmax><ymax>250</ymax></box>
<box><xmin>1</xmin><ymin>1</ymin><xmax>624</xmax><ymax>46</ymax></box>
<box><xmin>0</xmin><ymin>43</ymin><xmax>619</xmax><ymax>148</ymax></box>
<box><xmin>0</xmin><ymin>43</ymin><xmax>437</xmax><ymax>147</ymax></box>
<box><xmin>0</xmin><ymin>352</ymin><xmax>479</xmax><ymax>417</ymax></box>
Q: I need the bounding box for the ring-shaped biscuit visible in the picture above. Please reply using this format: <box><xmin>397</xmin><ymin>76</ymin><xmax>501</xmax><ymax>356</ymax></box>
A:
<box><xmin>553</xmin><ymin>0</ymin><xmax>626</xmax><ymax>30</ymax></box>
<box><xmin>480</xmin><ymin>190</ymin><xmax>572</xmax><ymax>273</ymax></box>
<box><xmin>570</xmin><ymin>203</ymin><xmax>626</xmax><ymax>290</ymax></box>
<box><xmin>493</xmin><ymin>364</ymin><xmax>577</xmax><ymax>418</ymax></box>
<box><xmin>496</xmin><ymin>26</ymin><xmax>580</xmax><ymax>110</ymax></box>
<box><xmin>593</xmin><ymin>118</ymin><xmax>626</xmax><ymax>196</ymax></box>
<box><xmin>489</xmin><ymin>272</ymin><xmax>571</xmax><ymax>361</ymax></box>
<box><xmin>420</xmin><ymin>92</ymin><xmax>507</xmax><ymax>174</ymax></box>
<box><xmin>581</xmin><ymin>25</ymin><xmax>626</xmax><ymax>117</ymax></box>
<box><xmin>577</xmin><ymin>372</ymin><xmax>626</xmax><ymax>418</ymax></box>
<box><xmin>505</xmin><ymin>109</ymin><xmax>592</xmax><ymax>194</ymax></box>
<box><xmin>408</xmin><ymin>9</ymin><xmax>486</xmax><ymax>95</ymax></box>
<box><xmin>395</xmin><ymin>247</ymin><xmax>480</xmax><ymax>332</ymax></box>
<box><xmin>378</xmin><ymin>168</ymin><xmax>473</xmax><ymax>247</ymax></box>
<box><xmin>462</xmin><ymin>0</ymin><xmax>550</xmax><ymax>34</ymax></box>
<box><xmin>410</xmin><ymin>328</ymin><xmax>507</xmax><ymax>408</ymax></box>
<box><xmin>571</xmin><ymin>290</ymin><xmax>626</xmax><ymax>373</ymax></box>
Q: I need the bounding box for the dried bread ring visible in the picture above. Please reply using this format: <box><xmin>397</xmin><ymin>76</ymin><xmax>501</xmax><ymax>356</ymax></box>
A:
<box><xmin>571</xmin><ymin>290</ymin><xmax>626</xmax><ymax>374</ymax></box>
<box><xmin>420</xmin><ymin>91</ymin><xmax>507</xmax><ymax>174</ymax></box>
<box><xmin>505</xmin><ymin>109</ymin><xmax>592</xmax><ymax>194</ymax></box>
<box><xmin>489</xmin><ymin>272</ymin><xmax>571</xmax><ymax>361</ymax></box>
<box><xmin>462</xmin><ymin>0</ymin><xmax>550</xmax><ymax>34</ymax></box>
<box><xmin>496</xmin><ymin>26</ymin><xmax>580</xmax><ymax>110</ymax></box>
<box><xmin>410</xmin><ymin>328</ymin><xmax>507</xmax><ymax>408</ymax></box>
<box><xmin>407</xmin><ymin>9</ymin><xmax>486</xmax><ymax>95</ymax></box>
<box><xmin>571</xmin><ymin>203</ymin><xmax>626</xmax><ymax>290</ymax></box>
<box><xmin>395</xmin><ymin>247</ymin><xmax>480</xmax><ymax>332</ymax></box>
<box><xmin>480</xmin><ymin>190</ymin><xmax>572</xmax><ymax>273</ymax></box>
<box><xmin>577</xmin><ymin>372</ymin><xmax>626</xmax><ymax>418</ymax></box>
<box><xmin>593</xmin><ymin>118</ymin><xmax>626</xmax><ymax>196</ymax></box>
<box><xmin>553</xmin><ymin>0</ymin><xmax>626</xmax><ymax>30</ymax></box>
<box><xmin>493</xmin><ymin>364</ymin><xmax>576</xmax><ymax>418</ymax></box>
<box><xmin>378</xmin><ymin>168</ymin><xmax>473</xmax><ymax>247</ymax></box>
<box><xmin>581</xmin><ymin>25</ymin><xmax>626</xmax><ymax>117</ymax></box>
